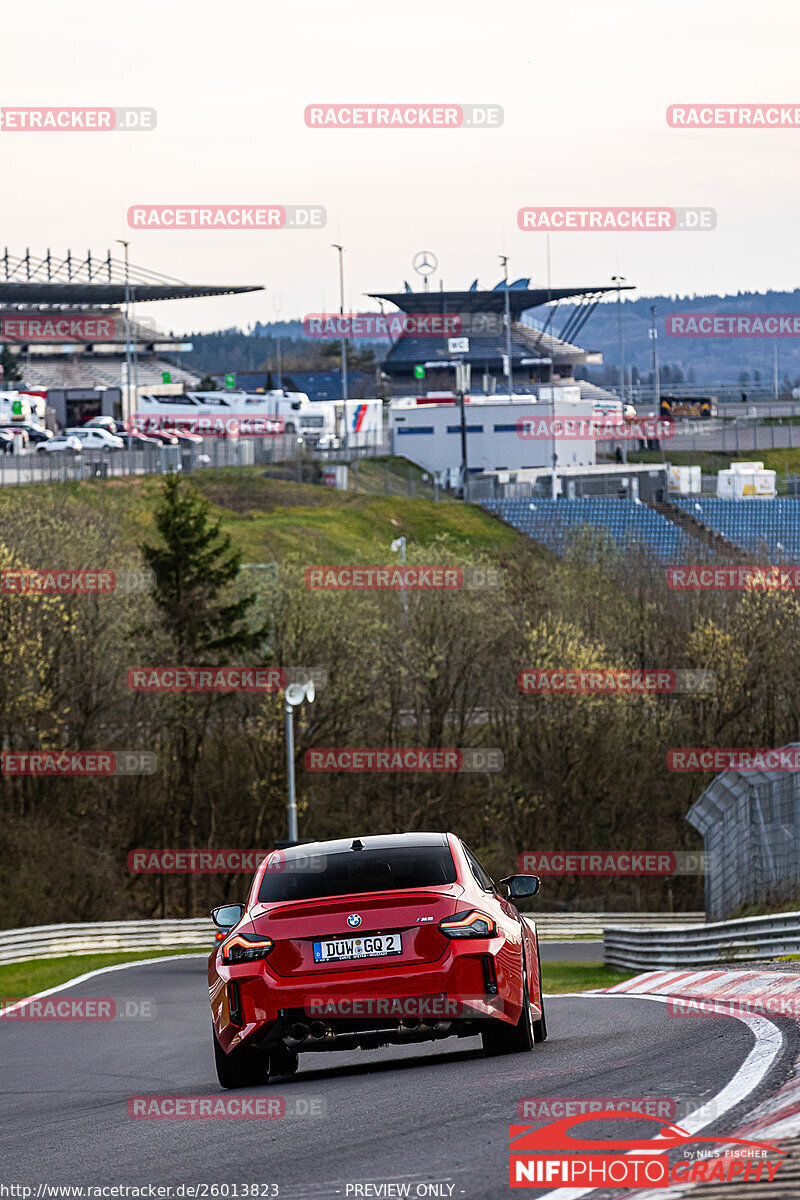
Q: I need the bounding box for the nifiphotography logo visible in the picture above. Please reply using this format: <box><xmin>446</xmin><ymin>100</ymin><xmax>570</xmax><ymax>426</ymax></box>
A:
<box><xmin>508</xmin><ymin>1110</ymin><xmax>784</xmax><ymax>1188</ymax></box>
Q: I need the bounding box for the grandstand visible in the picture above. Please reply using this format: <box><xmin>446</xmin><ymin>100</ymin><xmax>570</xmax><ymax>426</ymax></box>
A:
<box><xmin>0</xmin><ymin>248</ymin><xmax>263</xmax><ymax>422</ymax></box>
<box><xmin>671</xmin><ymin>497</ymin><xmax>800</xmax><ymax>560</ymax></box>
<box><xmin>368</xmin><ymin>280</ymin><xmax>630</xmax><ymax>401</ymax></box>
<box><xmin>481</xmin><ymin>497</ymin><xmax>708</xmax><ymax>561</ymax></box>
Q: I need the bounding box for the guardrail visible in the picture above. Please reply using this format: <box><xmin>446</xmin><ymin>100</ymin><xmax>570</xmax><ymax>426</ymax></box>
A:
<box><xmin>0</xmin><ymin>913</ymin><xmax>706</xmax><ymax>966</ymax></box>
<box><xmin>0</xmin><ymin>919</ymin><xmax>214</xmax><ymax>965</ymax></box>
<box><xmin>532</xmin><ymin>912</ymin><xmax>704</xmax><ymax>940</ymax></box>
<box><xmin>604</xmin><ymin>910</ymin><xmax>800</xmax><ymax>970</ymax></box>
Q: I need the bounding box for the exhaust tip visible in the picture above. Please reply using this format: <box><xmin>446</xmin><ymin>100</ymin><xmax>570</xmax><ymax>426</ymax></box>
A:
<box><xmin>288</xmin><ymin>1022</ymin><xmax>309</xmax><ymax>1041</ymax></box>
<box><xmin>309</xmin><ymin>1020</ymin><xmax>330</xmax><ymax>1040</ymax></box>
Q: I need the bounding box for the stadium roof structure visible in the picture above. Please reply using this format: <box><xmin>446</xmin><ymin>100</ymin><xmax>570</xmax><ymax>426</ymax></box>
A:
<box><xmin>367</xmin><ymin>282</ymin><xmax>632</xmax><ymax>319</ymax></box>
<box><xmin>0</xmin><ymin>248</ymin><xmax>263</xmax><ymax>306</ymax></box>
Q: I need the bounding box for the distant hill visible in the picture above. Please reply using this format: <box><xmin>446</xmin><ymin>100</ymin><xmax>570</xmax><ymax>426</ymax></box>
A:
<box><xmin>179</xmin><ymin>292</ymin><xmax>800</xmax><ymax>387</ymax></box>
<box><xmin>566</xmin><ymin>290</ymin><xmax>800</xmax><ymax>388</ymax></box>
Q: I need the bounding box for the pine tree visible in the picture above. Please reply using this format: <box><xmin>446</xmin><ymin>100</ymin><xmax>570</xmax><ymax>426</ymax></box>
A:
<box><xmin>141</xmin><ymin>473</ymin><xmax>268</xmax><ymax>658</ymax></box>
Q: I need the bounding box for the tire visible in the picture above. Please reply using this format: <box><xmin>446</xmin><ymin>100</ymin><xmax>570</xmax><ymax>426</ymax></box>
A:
<box><xmin>532</xmin><ymin>941</ymin><xmax>547</xmax><ymax>1043</ymax></box>
<box><xmin>213</xmin><ymin>1027</ymin><xmax>269</xmax><ymax>1089</ymax></box>
<box><xmin>481</xmin><ymin>959</ymin><xmax>535</xmax><ymax>1057</ymax></box>
<box><xmin>270</xmin><ymin>1043</ymin><xmax>299</xmax><ymax>1077</ymax></box>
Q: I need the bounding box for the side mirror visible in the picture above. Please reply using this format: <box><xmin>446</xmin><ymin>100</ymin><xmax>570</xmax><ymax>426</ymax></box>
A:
<box><xmin>499</xmin><ymin>874</ymin><xmax>540</xmax><ymax>900</ymax></box>
<box><xmin>211</xmin><ymin>903</ymin><xmax>245</xmax><ymax>930</ymax></box>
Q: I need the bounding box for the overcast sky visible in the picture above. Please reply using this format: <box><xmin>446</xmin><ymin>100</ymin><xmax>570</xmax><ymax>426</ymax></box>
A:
<box><xmin>3</xmin><ymin>0</ymin><xmax>799</xmax><ymax>336</ymax></box>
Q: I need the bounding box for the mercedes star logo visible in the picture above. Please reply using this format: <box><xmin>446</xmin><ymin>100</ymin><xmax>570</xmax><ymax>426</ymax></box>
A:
<box><xmin>412</xmin><ymin>250</ymin><xmax>438</xmax><ymax>277</ymax></box>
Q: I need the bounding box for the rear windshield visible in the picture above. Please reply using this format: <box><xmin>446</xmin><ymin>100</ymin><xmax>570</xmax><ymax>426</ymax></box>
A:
<box><xmin>258</xmin><ymin>844</ymin><xmax>457</xmax><ymax>903</ymax></box>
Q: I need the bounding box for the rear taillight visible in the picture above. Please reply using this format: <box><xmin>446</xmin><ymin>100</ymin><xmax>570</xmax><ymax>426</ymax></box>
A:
<box><xmin>438</xmin><ymin>910</ymin><xmax>497</xmax><ymax>939</ymax></box>
<box><xmin>221</xmin><ymin>933</ymin><xmax>274</xmax><ymax>964</ymax></box>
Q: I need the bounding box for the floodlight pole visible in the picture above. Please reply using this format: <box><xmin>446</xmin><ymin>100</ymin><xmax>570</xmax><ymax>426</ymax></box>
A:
<box><xmin>116</xmin><ymin>239</ymin><xmax>132</xmax><ymax>425</ymax></box>
<box><xmin>285</xmin><ymin>700</ymin><xmax>298</xmax><ymax>842</ymax></box>
<box><xmin>612</xmin><ymin>275</ymin><xmax>627</xmax><ymax>464</ymax></box>
<box><xmin>500</xmin><ymin>255</ymin><xmax>513</xmax><ymax>397</ymax></box>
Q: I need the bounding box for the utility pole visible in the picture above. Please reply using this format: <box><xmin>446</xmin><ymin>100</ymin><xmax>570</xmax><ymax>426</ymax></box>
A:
<box><xmin>332</xmin><ymin>244</ymin><xmax>348</xmax><ymax>454</ymax></box>
<box><xmin>456</xmin><ymin>360</ymin><xmax>469</xmax><ymax>499</ymax></box>
<box><xmin>649</xmin><ymin>304</ymin><xmax>660</xmax><ymax>413</ymax></box>
<box><xmin>500</xmin><ymin>255</ymin><xmax>513</xmax><ymax>397</ymax></box>
<box><xmin>611</xmin><ymin>275</ymin><xmax>626</xmax><ymax>406</ymax></box>
<box><xmin>116</xmin><ymin>239</ymin><xmax>133</xmax><ymax>426</ymax></box>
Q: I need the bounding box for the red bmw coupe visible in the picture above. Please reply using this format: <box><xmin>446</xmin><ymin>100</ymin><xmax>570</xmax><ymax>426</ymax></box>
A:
<box><xmin>209</xmin><ymin>832</ymin><xmax>545</xmax><ymax>1088</ymax></box>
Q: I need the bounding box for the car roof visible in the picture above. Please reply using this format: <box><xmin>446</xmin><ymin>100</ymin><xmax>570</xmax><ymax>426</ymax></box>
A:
<box><xmin>276</xmin><ymin>831</ymin><xmax>452</xmax><ymax>861</ymax></box>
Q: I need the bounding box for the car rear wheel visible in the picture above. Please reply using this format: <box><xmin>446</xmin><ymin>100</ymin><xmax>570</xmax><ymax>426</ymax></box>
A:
<box><xmin>270</xmin><ymin>1043</ymin><xmax>299</xmax><ymax>1077</ymax></box>
<box><xmin>213</xmin><ymin>1027</ymin><xmax>269</xmax><ymax>1089</ymax></box>
<box><xmin>481</xmin><ymin>963</ymin><xmax>535</xmax><ymax>1056</ymax></box>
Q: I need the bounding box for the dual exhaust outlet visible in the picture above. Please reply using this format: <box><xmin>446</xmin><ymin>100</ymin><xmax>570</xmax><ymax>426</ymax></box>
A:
<box><xmin>286</xmin><ymin>1017</ymin><xmax>441</xmax><ymax>1043</ymax></box>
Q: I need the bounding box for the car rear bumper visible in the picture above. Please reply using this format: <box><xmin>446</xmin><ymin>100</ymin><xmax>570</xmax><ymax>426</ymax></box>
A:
<box><xmin>211</xmin><ymin>945</ymin><xmax>530</xmax><ymax>1053</ymax></box>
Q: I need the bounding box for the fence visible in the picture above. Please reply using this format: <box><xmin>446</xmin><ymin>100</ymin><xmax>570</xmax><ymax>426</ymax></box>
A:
<box><xmin>604</xmin><ymin>909</ymin><xmax>800</xmax><ymax>969</ymax></box>
<box><xmin>687</xmin><ymin>744</ymin><xmax>800</xmax><ymax>921</ymax></box>
<box><xmin>0</xmin><ymin>439</ymin><xmax>258</xmax><ymax>487</ymax></box>
<box><xmin>0</xmin><ymin>912</ymin><xmax>706</xmax><ymax>966</ymax></box>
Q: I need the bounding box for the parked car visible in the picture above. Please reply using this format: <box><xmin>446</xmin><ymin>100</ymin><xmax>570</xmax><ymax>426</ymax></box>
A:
<box><xmin>84</xmin><ymin>415</ymin><xmax>121</xmax><ymax>434</ymax></box>
<box><xmin>121</xmin><ymin>428</ymin><xmax>162</xmax><ymax>448</ymax></box>
<box><xmin>0</xmin><ymin>425</ymin><xmax>29</xmax><ymax>450</ymax></box>
<box><xmin>170</xmin><ymin>429</ymin><xmax>204</xmax><ymax>445</ymax></box>
<box><xmin>37</xmin><ymin>435</ymin><xmax>83</xmax><ymax>455</ymax></box>
<box><xmin>16</xmin><ymin>423</ymin><xmax>53</xmax><ymax>444</ymax></box>
<box><xmin>65</xmin><ymin>427</ymin><xmax>124</xmax><ymax>451</ymax></box>
<box><xmin>0</xmin><ymin>429</ymin><xmax>20</xmax><ymax>454</ymax></box>
<box><xmin>143</xmin><ymin>428</ymin><xmax>180</xmax><ymax>446</ymax></box>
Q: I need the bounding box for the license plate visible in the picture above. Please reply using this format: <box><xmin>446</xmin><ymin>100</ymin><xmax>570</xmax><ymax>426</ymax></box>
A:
<box><xmin>313</xmin><ymin>933</ymin><xmax>402</xmax><ymax>963</ymax></box>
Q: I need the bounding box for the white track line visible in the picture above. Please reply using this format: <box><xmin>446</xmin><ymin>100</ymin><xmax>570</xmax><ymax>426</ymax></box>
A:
<box><xmin>0</xmin><ymin>952</ymin><xmax>207</xmax><ymax>1018</ymax></box>
<box><xmin>533</xmin><ymin>991</ymin><xmax>784</xmax><ymax>1200</ymax></box>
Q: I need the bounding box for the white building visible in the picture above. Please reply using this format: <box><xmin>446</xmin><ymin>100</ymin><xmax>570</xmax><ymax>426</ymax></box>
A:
<box><xmin>389</xmin><ymin>387</ymin><xmax>596</xmax><ymax>478</ymax></box>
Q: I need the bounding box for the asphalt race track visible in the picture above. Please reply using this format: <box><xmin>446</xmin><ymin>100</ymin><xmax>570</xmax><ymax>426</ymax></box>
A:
<box><xmin>1</xmin><ymin>956</ymin><xmax>797</xmax><ymax>1199</ymax></box>
<box><xmin>539</xmin><ymin>941</ymin><xmax>604</xmax><ymax>962</ymax></box>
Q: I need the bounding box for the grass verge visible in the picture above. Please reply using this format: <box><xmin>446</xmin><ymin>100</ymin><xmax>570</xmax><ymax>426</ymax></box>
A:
<box><xmin>0</xmin><ymin>947</ymin><xmax>206</xmax><ymax>1002</ymax></box>
<box><xmin>541</xmin><ymin>961</ymin><xmax>637</xmax><ymax>993</ymax></box>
